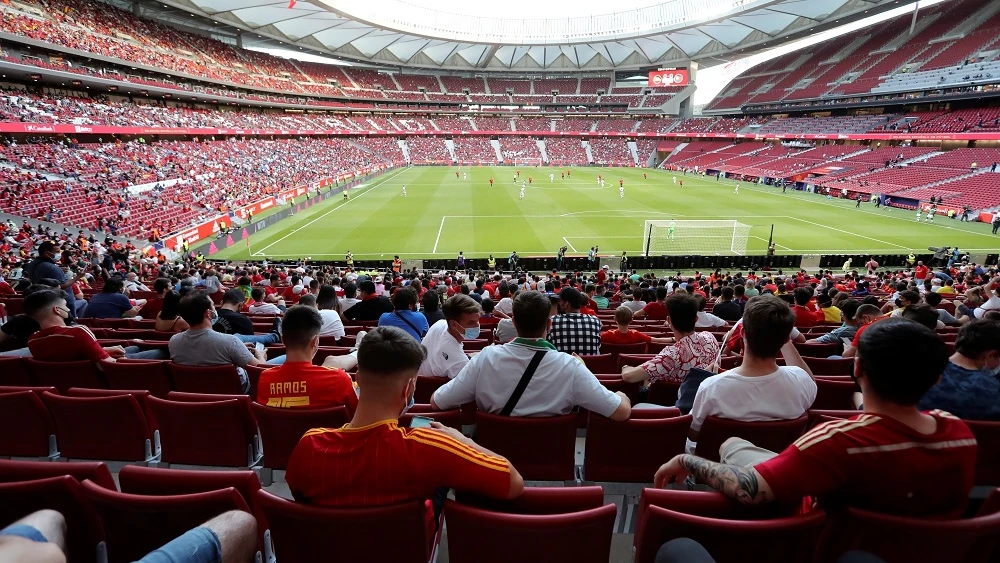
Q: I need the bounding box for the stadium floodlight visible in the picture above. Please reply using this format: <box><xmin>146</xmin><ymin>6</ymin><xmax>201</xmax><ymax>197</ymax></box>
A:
<box><xmin>642</xmin><ymin>220</ymin><xmax>751</xmax><ymax>256</ymax></box>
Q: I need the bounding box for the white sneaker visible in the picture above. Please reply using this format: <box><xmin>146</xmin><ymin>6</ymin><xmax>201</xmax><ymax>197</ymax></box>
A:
<box><xmin>352</xmin><ymin>330</ymin><xmax>366</xmax><ymax>352</ymax></box>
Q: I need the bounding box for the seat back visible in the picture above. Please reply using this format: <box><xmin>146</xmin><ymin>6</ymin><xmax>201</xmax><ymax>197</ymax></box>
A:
<box><xmin>455</xmin><ymin>486</ymin><xmax>605</xmax><ymax>515</ymax></box>
<box><xmin>251</xmin><ymin>403</ymin><xmax>350</xmax><ymax>470</ymax></box>
<box><xmin>594</xmin><ymin>376</ymin><xmax>643</xmax><ymax>404</ymax></box>
<box><xmin>792</xmin><ymin>342</ymin><xmax>841</xmax><ymax>357</ymax></box>
<box><xmin>580</xmin><ymin>354</ymin><xmax>616</xmax><ymax>374</ymax></box>
<box><xmin>600</xmin><ymin>341</ymin><xmax>648</xmax><ymax>358</ymax></box>
<box><xmin>24</xmin><ymin>358</ymin><xmax>105</xmax><ymax>394</ymax></box>
<box><xmin>118</xmin><ymin>466</ymin><xmax>261</xmax><ymax>511</ymax></box>
<box><xmin>0</xmin><ymin>459</ymin><xmax>115</xmax><ymax>489</ymax></box>
<box><xmin>646</xmin><ymin>380</ymin><xmax>681</xmax><ymax>407</ymax></box>
<box><xmin>445</xmin><ymin>501</ymin><xmax>616</xmax><ymax>563</ymax></box>
<box><xmin>0</xmin><ymin>476</ymin><xmax>105</xmax><ymax>563</ymax></box>
<box><xmin>694</xmin><ymin>416</ymin><xmax>809</xmax><ymax>462</ymax></box>
<box><xmin>475</xmin><ymin>412</ymin><xmax>577</xmax><ymax>480</ymax></box>
<box><xmin>42</xmin><ymin>392</ymin><xmax>155</xmax><ymax>462</ymax></box>
<box><xmin>584</xmin><ymin>414</ymin><xmax>691</xmax><ymax>483</ymax></box>
<box><xmin>0</xmin><ymin>357</ymin><xmax>31</xmax><ymax>386</ymax></box>
<box><xmin>145</xmin><ymin>396</ymin><xmax>259</xmax><ymax>467</ymax></box>
<box><xmin>0</xmin><ymin>390</ymin><xmax>56</xmax><ymax>457</ymax></box>
<box><xmin>255</xmin><ymin>489</ymin><xmax>432</xmax><ymax>563</ymax></box>
<box><xmin>966</xmin><ymin>420</ymin><xmax>1000</xmax><ymax>487</ymax></box>
<box><xmin>103</xmin><ymin>360</ymin><xmax>173</xmax><ymax>398</ymax></box>
<box><xmin>814</xmin><ymin>506</ymin><xmax>1000</xmax><ymax>563</ymax></box>
<box><xmin>811</xmin><ymin>379</ymin><xmax>858</xmax><ymax>410</ymax></box>
<box><xmin>634</xmin><ymin>498</ymin><xmax>826</xmax><ymax>563</ymax></box>
<box><xmin>414</xmin><ymin>375</ymin><xmax>449</xmax><ymax>404</ymax></box>
<box><xmin>617</xmin><ymin>353</ymin><xmax>657</xmax><ymax>371</ymax></box>
<box><xmin>81</xmin><ymin>479</ymin><xmax>250</xmax><ymax>563</ymax></box>
<box><xmin>167</xmin><ymin>363</ymin><xmax>244</xmax><ymax>395</ymax></box>
<box><xmin>802</xmin><ymin>357</ymin><xmax>854</xmax><ymax>376</ymax></box>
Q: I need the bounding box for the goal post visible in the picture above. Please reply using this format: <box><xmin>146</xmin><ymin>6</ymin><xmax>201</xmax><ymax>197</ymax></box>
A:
<box><xmin>642</xmin><ymin>220</ymin><xmax>752</xmax><ymax>257</ymax></box>
<box><xmin>512</xmin><ymin>157</ymin><xmax>543</xmax><ymax>167</ymax></box>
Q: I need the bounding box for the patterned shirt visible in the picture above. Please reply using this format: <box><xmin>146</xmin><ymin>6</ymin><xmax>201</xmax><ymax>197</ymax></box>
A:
<box><xmin>547</xmin><ymin>312</ymin><xmax>603</xmax><ymax>356</ymax></box>
<box><xmin>639</xmin><ymin>331</ymin><xmax>720</xmax><ymax>384</ymax></box>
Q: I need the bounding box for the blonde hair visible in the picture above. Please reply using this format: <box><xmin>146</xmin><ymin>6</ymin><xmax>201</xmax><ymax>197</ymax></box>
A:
<box><xmin>614</xmin><ymin>305</ymin><xmax>634</xmax><ymax>326</ymax></box>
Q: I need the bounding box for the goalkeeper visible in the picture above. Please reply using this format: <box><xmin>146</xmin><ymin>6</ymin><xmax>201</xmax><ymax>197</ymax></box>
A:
<box><xmin>667</xmin><ymin>221</ymin><xmax>676</xmax><ymax>240</ymax></box>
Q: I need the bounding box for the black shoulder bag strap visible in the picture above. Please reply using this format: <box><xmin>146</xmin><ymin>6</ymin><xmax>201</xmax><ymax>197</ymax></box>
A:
<box><xmin>500</xmin><ymin>350</ymin><xmax>546</xmax><ymax>416</ymax></box>
<box><xmin>395</xmin><ymin>311</ymin><xmax>426</xmax><ymax>338</ymax></box>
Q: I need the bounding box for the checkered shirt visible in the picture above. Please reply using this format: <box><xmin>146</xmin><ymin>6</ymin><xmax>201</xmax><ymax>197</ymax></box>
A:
<box><xmin>548</xmin><ymin>313</ymin><xmax>603</xmax><ymax>356</ymax></box>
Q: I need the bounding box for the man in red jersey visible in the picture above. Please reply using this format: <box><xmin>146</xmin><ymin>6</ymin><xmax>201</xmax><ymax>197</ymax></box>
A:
<box><xmin>286</xmin><ymin>326</ymin><xmax>523</xmax><ymax>512</ymax></box>
<box><xmin>653</xmin><ymin>318</ymin><xmax>976</xmax><ymax>517</ymax></box>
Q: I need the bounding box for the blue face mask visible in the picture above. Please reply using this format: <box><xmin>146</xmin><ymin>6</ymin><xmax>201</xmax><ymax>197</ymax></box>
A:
<box><xmin>400</xmin><ymin>391</ymin><xmax>415</xmax><ymax>416</ymax></box>
<box><xmin>210</xmin><ymin>310</ymin><xmax>219</xmax><ymax>325</ymax></box>
<box><xmin>463</xmin><ymin>325</ymin><xmax>481</xmax><ymax>340</ymax></box>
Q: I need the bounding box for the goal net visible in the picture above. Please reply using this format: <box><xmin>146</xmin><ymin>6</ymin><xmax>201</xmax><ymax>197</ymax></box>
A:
<box><xmin>512</xmin><ymin>157</ymin><xmax>543</xmax><ymax>167</ymax></box>
<box><xmin>642</xmin><ymin>220</ymin><xmax>752</xmax><ymax>256</ymax></box>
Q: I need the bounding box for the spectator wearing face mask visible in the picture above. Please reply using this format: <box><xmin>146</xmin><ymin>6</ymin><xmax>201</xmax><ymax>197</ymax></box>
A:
<box><xmin>919</xmin><ymin>320</ymin><xmax>1000</xmax><ymax>420</ymax></box>
<box><xmin>419</xmin><ymin>294</ymin><xmax>481</xmax><ymax>379</ymax></box>
<box><xmin>377</xmin><ymin>287</ymin><xmax>428</xmax><ymax>342</ymax></box>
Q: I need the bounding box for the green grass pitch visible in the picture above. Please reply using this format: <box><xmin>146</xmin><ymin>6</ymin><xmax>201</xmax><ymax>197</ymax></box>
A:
<box><xmin>212</xmin><ymin>166</ymin><xmax>999</xmax><ymax>261</ymax></box>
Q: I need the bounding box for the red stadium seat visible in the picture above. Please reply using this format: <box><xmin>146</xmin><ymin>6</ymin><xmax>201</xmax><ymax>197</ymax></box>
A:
<box><xmin>965</xmin><ymin>420</ymin><xmax>1000</xmax><ymax>487</ymax></box>
<box><xmin>618</xmin><ymin>353</ymin><xmax>657</xmax><ymax>371</ymax></box>
<box><xmin>414</xmin><ymin>375</ymin><xmax>449</xmax><ymax>404</ymax></box>
<box><xmin>647</xmin><ymin>380</ymin><xmax>682</xmax><ymax>407</ymax></box>
<box><xmin>634</xmin><ymin>488</ymin><xmax>826</xmax><ymax>563</ymax></box>
<box><xmin>594</xmin><ymin>375</ymin><xmax>643</xmax><ymax>404</ymax></box>
<box><xmin>41</xmin><ymin>391</ymin><xmax>158</xmax><ymax>462</ymax></box>
<box><xmin>455</xmin><ymin>485</ymin><xmax>605</xmax><ymax>515</ymax></box>
<box><xmin>80</xmin><ymin>479</ymin><xmax>252</xmax><ymax>563</ymax></box>
<box><xmin>600</xmin><ymin>341</ymin><xmax>648</xmax><ymax>358</ymax></box>
<box><xmin>581</xmin><ymin>354</ymin><xmax>616</xmax><ymax>373</ymax></box>
<box><xmin>694</xmin><ymin>416</ymin><xmax>809</xmax><ymax>462</ymax></box>
<box><xmin>118</xmin><ymin>466</ymin><xmax>261</xmax><ymax>514</ymax></box>
<box><xmin>255</xmin><ymin>489</ymin><xmax>437</xmax><ymax>563</ymax></box>
<box><xmin>0</xmin><ymin>458</ymin><xmax>115</xmax><ymax>488</ymax></box>
<box><xmin>145</xmin><ymin>395</ymin><xmax>260</xmax><ymax>467</ymax></box>
<box><xmin>0</xmin><ymin>388</ymin><xmax>57</xmax><ymax>458</ymax></box>
<box><xmin>802</xmin><ymin>356</ymin><xmax>854</xmax><ymax>376</ymax></box>
<box><xmin>584</xmin><ymin>411</ymin><xmax>689</xmax><ymax>483</ymax></box>
<box><xmin>811</xmin><ymin>378</ymin><xmax>858</xmax><ymax>410</ymax></box>
<box><xmin>444</xmin><ymin>500</ymin><xmax>617</xmax><ymax>563</ymax></box>
<box><xmin>24</xmin><ymin>358</ymin><xmax>105</xmax><ymax>394</ymax></box>
<box><xmin>0</xmin><ymin>476</ymin><xmax>105</xmax><ymax>563</ymax></box>
<box><xmin>792</xmin><ymin>342</ymin><xmax>841</xmax><ymax>357</ymax></box>
<box><xmin>103</xmin><ymin>359</ymin><xmax>173</xmax><ymax>397</ymax></box>
<box><xmin>0</xmin><ymin>357</ymin><xmax>31</xmax><ymax>386</ymax></box>
<box><xmin>251</xmin><ymin>403</ymin><xmax>350</xmax><ymax>470</ymax></box>
<box><xmin>813</xmin><ymin>506</ymin><xmax>1000</xmax><ymax>563</ymax></box>
<box><xmin>167</xmin><ymin>363</ymin><xmax>244</xmax><ymax>395</ymax></box>
<box><xmin>475</xmin><ymin>412</ymin><xmax>577</xmax><ymax>480</ymax></box>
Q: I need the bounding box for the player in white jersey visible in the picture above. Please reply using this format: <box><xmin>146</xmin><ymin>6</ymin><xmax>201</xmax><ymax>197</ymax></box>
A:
<box><xmin>672</xmin><ymin>176</ymin><xmax>677</xmax><ymax>184</ymax></box>
<box><xmin>463</xmin><ymin>172</ymin><xmax>467</xmax><ymax>180</ymax></box>
<box><xmin>521</xmin><ymin>180</ymin><xmax>527</xmax><ymax>190</ymax></box>
<box><xmin>550</xmin><ymin>173</ymin><xmax>554</xmax><ymax>182</ymax></box>
<box><xmin>734</xmin><ymin>184</ymin><xmax>740</xmax><ymax>194</ymax></box>
<box><xmin>619</xmin><ymin>186</ymin><xmax>624</xmax><ymax>199</ymax></box>
<box><xmin>916</xmin><ymin>209</ymin><xmax>922</xmax><ymax>221</ymax></box>
<box><xmin>402</xmin><ymin>186</ymin><xmax>407</xmax><ymax>197</ymax></box>
<box><xmin>519</xmin><ymin>186</ymin><xmax>525</xmax><ymax>200</ymax></box>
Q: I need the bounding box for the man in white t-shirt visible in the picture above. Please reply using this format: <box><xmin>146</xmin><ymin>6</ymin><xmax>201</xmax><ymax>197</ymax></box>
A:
<box><xmin>316</xmin><ymin>285</ymin><xmax>345</xmax><ymax>340</ymax></box>
<box><xmin>337</xmin><ymin>282</ymin><xmax>361</xmax><ymax>316</ymax></box>
<box><xmin>687</xmin><ymin>294</ymin><xmax>817</xmax><ymax>458</ymax></box>
<box><xmin>419</xmin><ymin>294</ymin><xmax>481</xmax><ymax>379</ymax></box>
<box><xmin>975</xmin><ymin>277</ymin><xmax>1000</xmax><ymax>319</ymax></box>
<box><xmin>432</xmin><ymin>291</ymin><xmax>631</xmax><ymax>419</ymax></box>
<box><xmin>693</xmin><ymin>295</ymin><xmax>728</xmax><ymax>328</ymax></box>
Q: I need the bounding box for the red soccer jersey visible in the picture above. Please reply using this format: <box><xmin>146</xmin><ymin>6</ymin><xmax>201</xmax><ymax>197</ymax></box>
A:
<box><xmin>601</xmin><ymin>329</ymin><xmax>652</xmax><ymax>345</ymax></box>
<box><xmin>755</xmin><ymin>411</ymin><xmax>976</xmax><ymax>517</ymax></box>
<box><xmin>641</xmin><ymin>301</ymin><xmax>669</xmax><ymax>320</ymax></box>
<box><xmin>256</xmin><ymin>362</ymin><xmax>359</xmax><ymax>413</ymax></box>
<box><xmin>28</xmin><ymin>325</ymin><xmax>110</xmax><ymax>362</ymax></box>
<box><xmin>793</xmin><ymin>305</ymin><xmax>818</xmax><ymax>328</ymax></box>
<box><xmin>286</xmin><ymin>420</ymin><xmax>511</xmax><ymax>507</ymax></box>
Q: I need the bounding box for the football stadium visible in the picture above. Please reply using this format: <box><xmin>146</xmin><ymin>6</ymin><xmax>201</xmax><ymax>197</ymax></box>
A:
<box><xmin>1</xmin><ymin>0</ymin><xmax>1000</xmax><ymax>561</ymax></box>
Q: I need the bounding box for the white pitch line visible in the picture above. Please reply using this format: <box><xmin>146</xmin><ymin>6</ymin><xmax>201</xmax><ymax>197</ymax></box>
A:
<box><xmin>561</xmin><ymin>237</ymin><xmax>578</xmax><ymax>252</ymax></box>
<box><xmin>252</xmin><ymin>168</ymin><xmax>408</xmax><ymax>256</ymax></box>
<box><xmin>787</xmin><ymin>217</ymin><xmax>909</xmax><ymax>250</ymax></box>
<box><xmin>432</xmin><ymin>216</ymin><xmax>447</xmax><ymax>254</ymax></box>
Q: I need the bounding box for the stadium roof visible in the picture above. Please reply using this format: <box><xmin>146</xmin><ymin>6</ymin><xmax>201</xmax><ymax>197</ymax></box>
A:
<box><xmin>156</xmin><ymin>0</ymin><xmax>918</xmax><ymax>71</ymax></box>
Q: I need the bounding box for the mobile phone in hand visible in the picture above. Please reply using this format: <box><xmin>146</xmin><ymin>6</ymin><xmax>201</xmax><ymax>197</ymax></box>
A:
<box><xmin>408</xmin><ymin>416</ymin><xmax>434</xmax><ymax>429</ymax></box>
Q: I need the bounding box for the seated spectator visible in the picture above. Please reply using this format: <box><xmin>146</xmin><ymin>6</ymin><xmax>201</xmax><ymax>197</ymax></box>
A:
<box><xmin>84</xmin><ymin>277</ymin><xmax>142</xmax><ymax>319</ymax></box>
<box><xmin>168</xmin><ymin>291</ymin><xmax>271</xmax><ymax>393</ymax></box>
<box><xmin>123</xmin><ymin>272</ymin><xmax>149</xmax><ymax>294</ymax></box>
<box><xmin>694</xmin><ymin>294</ymin><xmax>728</xmax><ymax>328</ymax></box>
<box><xmin>923</xmin><ymin>291</ymin><xmax>959</xmax><ymax>325</ymax></box>
<box><xmin>378</xmin><ymin>287</ymin><xmax>428</xmax><ymax>341</ymax></box>
<box><xmin>315</xmin><ymin>285</ymin><xmax>345</xmax><ymax>341</ymax></box>
<box><xmin>654</xmin><ymin>318</ymin><xmax>975</xmax><ymax>517</ymax></box>
<box><xmin>601</xmin><ymin>306</ymin><xmax>673</xmax><ymax>346</ymax></box>
<box><xmin>431</xmin><ymin>291</ymin><xmax>631</xmax><ymax>419</ymax></box>
<box><xmin>0</xmin><ymin>509</ymin><xmax>257</xmax><ymax>563</ymax></box>
<box><xmin>154</xmin><ymin>290</ymin><xmax>189</xmax><ymax>332</ymax></box>
<box><xmin>547</xmin><ymin>286</ymin><xmax>602</xmax><ymax>355</ymax></box>
<box><xmin>816</xmin><ymin>292</ymin><xmax>842</xmax><ymax>323</ymax></box>
<box><xmin>25</xmin><ymin>289</ymin><xmax>166</xmax><ymax>362</ymax></box>
<box><xmin>419</xmin><ymin>294</ymin><xmax>480</xmax><ymax>379</ymax></box>
<box><xmin>214</xmin><ymin>289</ymin><xmax>281</xmax><ymax>347</ymax></box>
<box><xmin>840</xmin><ymin>303</ymin><xmax>885</xmax><ymax>358</ymax></box>
<box><xmin>256</xmin><ymin>305</ymin><xmax>358</xmax><ymax>412</ymax></box>
<box><xmin>805</xmin><ymin>299</ymin><xmax>865</xmax><ymax>346</ymax></box>
<box><xmin>888</xmin><ymin>290</ymin><xmax>921</xmax><ymax>318</ymax></box>
<box><xmin>247</xmin><ymin>288</ymin><xmax>284</xmax><ymax>315</ymax></box>
<box><xmin>286</xmin><ymin>326</ymin><xmax>523</xmax><ymax>508</ymax></box>
<box><xmin>975</xmin><ymin>277</ymin><xmax>1000</xmax><ymax>318</ymax></box>
<box><xmin>0</xmin><ymin>284</ymin><xmax>47</xmax><ymax>356</ymax></box>
<box><xmin>685</xmin><ymin>294</ymin><xmax>816</xmax><ymax>455</ymax></box>
<box><xmin>711</xmin><ymin>286</ymin><xmax>742</xmax><ymax>322</ymax></box>
<box><xmin>902</xmin><ymin>303</ymin><xmax>945</xmax><ymax>330</ymax></box>
<box><xmin>919</xmin><ymin>319</ymin><xmax>1000</xmax><ymax>420</ymax></box>
<box><xmin>137</xmin><ymin>277</ymin><xmax>171</xmax><ymax>319</ymax></box>
<box><xmin>338</xmin><ymin>282</ymin><xmax>360</xmax><ymax>315</ymax></box>
<box><xmin>634</xmin><ymin>287</ymin><xmax>668</xmax><ymax>319</ymax></box>
<box><xmin>622</xmin><ymin>294</ymin><xmax>720</xmax><ymax>385</ymax></box>
<box><xmin>344</xmin><ymin>280</ymin><xmax>393</xmax><ymax>322</ymax></box>
<box><xmin>481</xmin><ymin>298</ymin><xmax>507</xmax><ymax>320</ymax></box>
<box><xmin>791</xmin><ymin>287</ymin><xmax>818</xmax><ymax>328</ymax></box>
<box><xmin>421</xmin><ymin>290</ymin><xmax>444</xmax><ymax>326</ymax></box>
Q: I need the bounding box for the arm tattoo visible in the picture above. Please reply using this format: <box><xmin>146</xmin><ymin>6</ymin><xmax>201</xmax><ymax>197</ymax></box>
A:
<box><xmin>679</xmin><ymin>455</ymin><xmax>766</xmax><ymax>504</ymax></box>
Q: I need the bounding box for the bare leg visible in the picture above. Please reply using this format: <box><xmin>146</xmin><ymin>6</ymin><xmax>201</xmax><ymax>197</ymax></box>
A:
<box><xmin>0</xmin><ymin>510</ymin><xmax>67</xmax><ymax>563</ymax></box>
<box><xmin>204</xmin><ymin>510</ymin><xmax>257</xmax><ymax>563</ymax></box>
<box><xmin>322</xmin><ymin>354</ymin><xmax>358</xmax><ymax>372</ymax></box>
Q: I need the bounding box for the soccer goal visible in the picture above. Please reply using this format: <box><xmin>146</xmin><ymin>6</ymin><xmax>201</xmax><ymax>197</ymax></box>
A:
<box><xmin>512</xmin><ymin>157</ymin><xmax>543</xmax><ymax>167</ymax></box>
<box><xmin>642</xmin><ymin>220</ymin><xmax>752</xmax><ymax>256</ymax></box>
